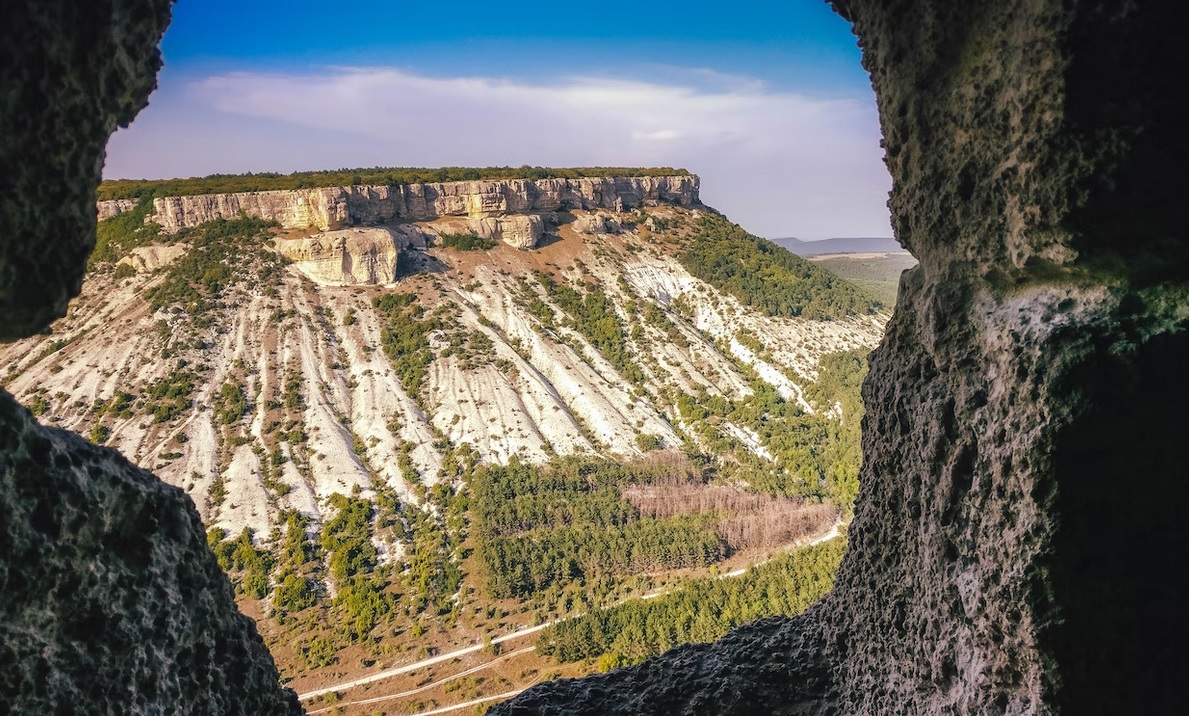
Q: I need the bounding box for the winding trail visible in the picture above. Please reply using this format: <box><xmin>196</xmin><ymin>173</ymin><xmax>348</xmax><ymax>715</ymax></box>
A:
<box><xmin>297</xmin><ymin>519</ymin><xmax>844</xmax><ymax>704</ymax></box>
<box><xmin>299</xmin><ymin>624</ymin><xmax>553</xmax><ymax>701</ymax></box>
<box><xmin>305</xmin><ymin>647</ymin><xmax>537</xmax><ymax>715</ymax></box>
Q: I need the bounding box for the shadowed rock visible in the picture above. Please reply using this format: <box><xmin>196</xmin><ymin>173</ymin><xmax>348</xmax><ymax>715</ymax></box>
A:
<box><xmin>0</xmin><ymin>0</ymin><xmax>301</xmax><ymax>713</ymax></box>
<box><xmin>492</xmin><ymin>1</ymin><xmax>1189</xmax><ymax>714</ymax></box>
<box><xmin>2</xmin><ymin>0</ymin><xmax>1186</xmax><ymax>713</ymax></box>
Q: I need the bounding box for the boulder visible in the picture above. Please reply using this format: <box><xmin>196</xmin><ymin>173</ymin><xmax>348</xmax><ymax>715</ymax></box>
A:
<box><xmin>273</xmin><ymin>227</ymin><xmax>406</xmax><ymax>285</ymax></box>
<box><xmin>469</xmin><ymin>214</ymin><xmax>544</xmax><ymax>249</ymax></box>
<box><xmin>117</xmin><ymin>243</ymin><xmax>188</xmax><ymax>273</ymax></box>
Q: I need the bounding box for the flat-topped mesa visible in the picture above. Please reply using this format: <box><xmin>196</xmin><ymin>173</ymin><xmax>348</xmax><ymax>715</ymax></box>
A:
<box><xmin>97</xmin><ymin>175</ymin><xmax>700</xmax><ymax>234</ymax></box>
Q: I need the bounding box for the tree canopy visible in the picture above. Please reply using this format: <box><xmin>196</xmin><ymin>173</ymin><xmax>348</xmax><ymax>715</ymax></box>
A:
<box><xmin>98</xmin><ymin>166</ymin><xmax>691</xmax><ymax>201</ymax></box>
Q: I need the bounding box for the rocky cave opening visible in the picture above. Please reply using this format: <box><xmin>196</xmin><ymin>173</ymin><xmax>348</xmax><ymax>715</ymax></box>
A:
<box><xmin>2</xmin><ymin>0</ymin><xmax>1187</xmax><ymax>714</ymax></box>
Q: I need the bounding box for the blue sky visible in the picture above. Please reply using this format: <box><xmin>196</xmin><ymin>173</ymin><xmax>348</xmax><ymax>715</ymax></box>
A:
<box><xmin>104</xmin><ymin>0</ymin><xmax>892</xmax><ymax>240</ymax></box>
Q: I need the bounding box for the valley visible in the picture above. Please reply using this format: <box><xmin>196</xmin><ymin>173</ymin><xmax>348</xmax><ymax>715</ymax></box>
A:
<box><xmin>1</xmin><ymin>174</ymin><xmax>888</xmax><ymax>715</ymax></box>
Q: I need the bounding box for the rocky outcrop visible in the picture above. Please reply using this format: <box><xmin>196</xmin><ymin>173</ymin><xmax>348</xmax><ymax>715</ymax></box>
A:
<box><xmin>96</xmin><ymin>175</ymin><xmax>699</xmax><ymax>233</ymax></box>
<box><xmin>118</xmin><ymin>243</ymin><xmax>188</xmax><ymax>273</ymax></box>
<box><xmin>469</xmin><ymin>214</ymin><xmax>544</xmax><ymax>249</ymax></box>
<box><xmin>98</xmin><ymin>198</ymin><xmax>138</xmax><ymax>221</ymax></box>
<box><xmin>275</xmin><ymin>227</ymin><xmax>409</xmax><ymax>285</ymax></box>
<box><xmin>493</xmin><ymin>1</ymin><xmax>1189</xmax><ymax>715</ymax></box>
<box><xmin>573</xmin><ymin>212</ymin><xmax>622</xmax><ymax>235</ymax></box>
<box><xmin>1</xmin><ymin>1</ymin><xmax>302</xmax><ymax>713</ymax></box>
<box><xmin>0</xmin><ymin>392</ymin><xmax>301</xmax><ymax>715</ymax></box>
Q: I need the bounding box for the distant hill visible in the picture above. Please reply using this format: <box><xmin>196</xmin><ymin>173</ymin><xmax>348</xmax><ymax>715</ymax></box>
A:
<box><xmin>773</xmin><ymin>236</ymin><xmax>906</xmax><ymax>256</ymax></box>
<box><xmin>808</xmin><ymin>252</ymin><xmax>919</xmax><ymax>306</ymax></box>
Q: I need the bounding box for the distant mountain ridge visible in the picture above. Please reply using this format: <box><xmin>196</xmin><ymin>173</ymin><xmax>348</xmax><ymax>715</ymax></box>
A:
<box><xmin>773</xmin><ymin>236</ymin><xmax>906</xmax><ymax>256</ymax></box>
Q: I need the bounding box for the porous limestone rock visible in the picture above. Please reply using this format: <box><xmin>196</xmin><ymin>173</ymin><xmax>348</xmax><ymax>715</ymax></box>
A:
<box><xmin>469</xmin><ymin>214</ymin><xmax>544</xmax><ymax>249</ymax></box>
<box><xmin>493</xmin><ymin>1</ymin><xmax>1189</xmax><ymax>714</ymax></box>
<box><xmin>117</xmin><ymin>243</ymin><xmax>188</xmax><ymax>273</ymax></box>
<box><xmin>274</xmin><ymin>227</ymin><xmax>408</xmax><ymax>285</ymax></box>
<box><xmin>96</xmin><ymin>175</ymin><xmax>700</xmax><ymax>234</ymax></box>
<box><xmin>0</xmin><ymin>0</ymin><xmax>173</xmax><ymax>341</ymax></box>
<box><xmin>0</xmin><ymin>1</ymin><xmax>302</xmax><ymax>713</ymax></box>
<box><xmin>0</xmin><ymin>394</ymin><xmax>302</xmax><ymax>714</ymax></box>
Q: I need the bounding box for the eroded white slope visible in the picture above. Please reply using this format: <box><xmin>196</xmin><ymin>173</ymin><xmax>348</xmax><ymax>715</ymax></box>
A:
<box><xmin>0</xmin><ymin>206</ymin><xmax>887</xmax><ymax>541</ymax></box>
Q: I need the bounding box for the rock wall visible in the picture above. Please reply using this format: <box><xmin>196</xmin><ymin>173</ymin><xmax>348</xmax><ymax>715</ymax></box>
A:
<box><xmin>0</xmin><ymin>0</ymin><xmax>302</xmax><ymax>713</ymax></box>
<box><xmin>493</xmin><ymin>1</ymin><xmax>1189</xmax><ymax>714</ymax></box>
<box><xmin>96</xmin><ymin>175</ymin><xmax>699</xmax><ymax>233</ymax></box>
<box><xmin>274</xmin><ymin>227</ymin><xmax>410</xmax><ymax>285</ymax></box>
<box><xmin>469</xmin><ymin>214</ymin><xmax>544</xmax><ymax>249</ymax></box>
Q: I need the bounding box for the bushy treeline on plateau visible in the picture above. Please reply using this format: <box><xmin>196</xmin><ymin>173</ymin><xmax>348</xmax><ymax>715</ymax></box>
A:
<box><xmin>536</xmin><ymin>538</ymin><xmax>844</xmax><ymax>668</ymax></box>
<box><xmin>98</xmin><ymin>166</ymin><xmax>691</xmax><ymax>200</ymax></box>
<box><xmin>679</xmin><ymin>214</ymin><xmax>881</xmax><ymax>320</ymax></box>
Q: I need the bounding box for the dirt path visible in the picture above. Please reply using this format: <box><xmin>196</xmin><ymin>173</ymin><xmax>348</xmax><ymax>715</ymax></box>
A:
<box><xmin>298</xmin><ymin>622</ymin><xmax>553</xmax><ymax>701</ymax></box>
<box><xmin>298</xmin><ymin>519</ymin><xmax>845</xmax><ymax>703</ymax></box>
<box><xmin>305</xmin><ymin>646</ymin><xmax>536</xmax><ymax>715</ymax></box>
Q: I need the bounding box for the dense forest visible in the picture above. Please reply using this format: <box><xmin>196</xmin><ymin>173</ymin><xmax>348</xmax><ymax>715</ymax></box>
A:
<box><xmin>471</xmin><ymin>455</ymin><xmax>719</xmax><ymax>599</ymax></box>
<box><xmin>97</xmin><ymin>166</ymin><xmax>691</xmax><ymax>201</ymax></box>
<box><xmin>470</xmin><ymin>453</ymin><xmax>835</xmax><ymax>601</ymax></box>
<box><xmin>679</xmin><ymin>213</ymin><xmax>881</xmax><ymax>320</ymax></box>
<box><xmin>536</xmin><ymin>538</ymin><xmax>845</xmax><ymax>667</ymax></box>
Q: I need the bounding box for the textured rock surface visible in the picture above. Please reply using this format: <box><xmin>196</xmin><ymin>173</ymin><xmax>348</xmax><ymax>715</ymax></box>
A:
<box><xmin>492</xmin><ymin>1</ymin><xmax>1189</xmax><ymax>714</ymax></box>
<box><xmin>573</xmin><ymin>212</ymin><xmax>622</xmax><ymax>235</ymax></box>
<box><xmin>469</xmin><ymin>213</ymin><xmax>544</xmax><ymax>249</ymax></box>
<box><xmin>118</xmin><ymin>243</ymin><xmax>188</xmax><ymax>273</ymax></box>
<box><xmin>0</xmin><ymin>0</ymin><xmax>173</xmax><ymax>340</ymax></box>
<box><xmin>0</xmin><ymin>391</ymin><xmax>301</xmax><ymax>714</ymax></box>
<box><xmin>274</xmin><ymin>227</ymin><xmax>409</xmax><ymax>285</ymax></box>
<box><xmin>98</xmin><ymin>198</ymin><xmax>138</xmax><ymax>221</ymax></box>
<box><xmin>1</xmin><ymin>0</ymin><xmax>304</xmax><ymax>713</ymax></box>
<box><xmin>96</xmin><ymin>175</ymin><xmax>699</xmax><ymax>233</ymax></box>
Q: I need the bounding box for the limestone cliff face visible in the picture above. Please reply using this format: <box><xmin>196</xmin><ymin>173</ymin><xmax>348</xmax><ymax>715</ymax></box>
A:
<box><xmin>98</xmin><ymin>198</ymin><xmax>137</xmax><ymax>221</ymax></box>
<box><xmin>469</xmin><ymin>213</ymin><xmax>544</xmax><ymax>249</ymax></box>
<box><xmin>96</xmin><ymin>175</ymin><xmax>699</xmax><ymax>234</ymax></box>
<box><xmin>274</xmin><ymin>227</ymin><xmax>410</xmax><ymax>285</ymax></box>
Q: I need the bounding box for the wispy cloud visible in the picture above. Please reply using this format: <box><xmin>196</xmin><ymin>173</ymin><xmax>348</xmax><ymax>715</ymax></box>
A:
<box><xmin>105</xmin><ymin>67</ymin><xmax>892</xmax><ymax>239</ymax></box>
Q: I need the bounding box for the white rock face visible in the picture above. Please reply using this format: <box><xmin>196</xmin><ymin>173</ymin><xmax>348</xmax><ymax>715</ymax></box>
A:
<box><xmin>117</xmin><ymin>243</ymin><xmax>188</xmax><ymax>273</ymax></box>
<box><xmin>5</xmin><ymin>202</ymin><xmax>885</xmax><ymax>543</ymax></box>
<box><xmin>469</xmin><ymin>214</ymin><xmax>544</xmax><ymax>249</ymax></box>
<box><xmin>95</xmin><ymin>175</ymin><xmax>700</xmax><ymax>233</ymax></box>
<box><xmin>97</xmin><ymin>198</ymin><xmax>137</xmax><ymax>220</ymax></box>
<box><xmin>573</xmin><ymin>213</ymin><xmax>622</xmax><ymax>235</ymax></box>
<box><xmin>274</xmin><ymin>227</ymin><xmax>408</xmax><ymax>286</ymax></box>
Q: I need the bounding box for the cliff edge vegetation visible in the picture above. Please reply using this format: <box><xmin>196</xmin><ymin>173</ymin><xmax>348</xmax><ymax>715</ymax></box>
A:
<box><xmin>99</xmin><ymin>166</ymin><xmax>692</xmax><ymax>201</ymax></box>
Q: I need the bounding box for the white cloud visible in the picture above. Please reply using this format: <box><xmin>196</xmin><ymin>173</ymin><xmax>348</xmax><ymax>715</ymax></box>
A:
<box><xmin>105</xmin><ymin>67</ymin><xmax>892</xmax><ymax>240</ymax></box>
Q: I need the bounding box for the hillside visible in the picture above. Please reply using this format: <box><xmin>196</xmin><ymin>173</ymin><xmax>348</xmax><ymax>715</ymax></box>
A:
<box><xmin>808</xmin><ymin>252</ymin><xmax>919</xmax><ymax>306</ymax></box>
<box><xmin>772</xmin><ymin>236</ymin><xmax>906</xmax><ymax>256</ymax></box>
<box><xmin>1</xmin><ymin>184</ymin><xmax>887</xmax><ymax>714</ymax></box>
